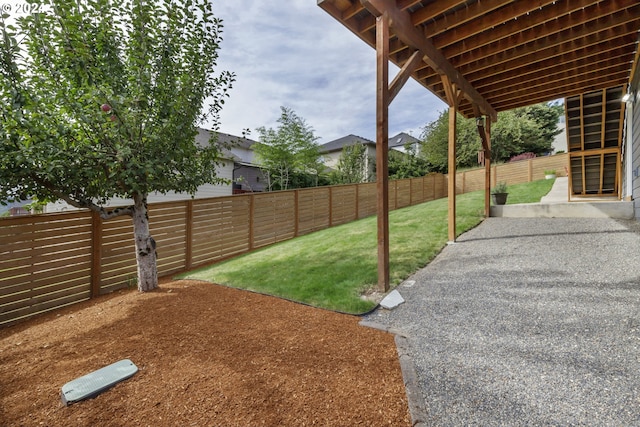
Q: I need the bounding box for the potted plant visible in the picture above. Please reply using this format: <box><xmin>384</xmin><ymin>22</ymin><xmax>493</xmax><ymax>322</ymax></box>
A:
<box><xmin>491</xmin><ymin>181</ymin><xmax>508</xmax><ymax>205</ymax></box>
<box><xmin>544</xmin><ymin>169</ymin><xmax>557</xmax><ymax>179</ymax></box>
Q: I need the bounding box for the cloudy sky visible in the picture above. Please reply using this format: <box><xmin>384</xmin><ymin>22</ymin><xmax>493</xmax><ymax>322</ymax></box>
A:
<box><xmin>209</xmin><ymin>0</ymin><xmax>448</xmax><ymax>144</ymax></box>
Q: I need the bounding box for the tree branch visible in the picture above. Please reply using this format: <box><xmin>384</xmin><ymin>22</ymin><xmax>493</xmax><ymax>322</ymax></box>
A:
<box><xmin>30</xmin><ymin>174</ymin><xmax>133</xmax><ymax>219</ymax></box>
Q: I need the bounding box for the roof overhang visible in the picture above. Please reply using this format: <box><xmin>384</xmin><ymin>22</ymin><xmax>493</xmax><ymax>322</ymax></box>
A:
<box><xmin>318</xmin><ymin>0</ymin><xmax>640</xmax><ymax>119</ymax></box>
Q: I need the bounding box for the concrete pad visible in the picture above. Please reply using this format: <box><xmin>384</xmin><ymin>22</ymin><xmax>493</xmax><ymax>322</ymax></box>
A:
<box><xmin>380</xmin><ymin>290</ymin><xmax>405</xmax><ymax>309</ymax></box>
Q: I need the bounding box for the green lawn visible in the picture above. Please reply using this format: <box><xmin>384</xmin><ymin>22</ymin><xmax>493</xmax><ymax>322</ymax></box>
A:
<box><xmin>180</xmin><ymin>179</ymin><xmax>554</xmax><ymax>314</ymax></box>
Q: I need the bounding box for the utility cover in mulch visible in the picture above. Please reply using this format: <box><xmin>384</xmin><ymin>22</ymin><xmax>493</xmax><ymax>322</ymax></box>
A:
<box><xmin>0</xmin><ymin>280</ymin><xmax>410</xmax><ymax>426</ymax></box>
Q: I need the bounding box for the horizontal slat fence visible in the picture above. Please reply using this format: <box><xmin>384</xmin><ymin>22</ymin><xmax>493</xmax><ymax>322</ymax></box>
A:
<box><xmin>0</xmin><ymin>153</ymin><xmax>567</xmax><ymax>325</ymax></box>
<box><xmin>455</xmin><ymin>153</ymin><xmax>568</xmax><ymax>193</ymax></box>
<box><xmin>0</xmin><ymin>213</ymin><xmax>93</xmax><ymax>325</ymax></box>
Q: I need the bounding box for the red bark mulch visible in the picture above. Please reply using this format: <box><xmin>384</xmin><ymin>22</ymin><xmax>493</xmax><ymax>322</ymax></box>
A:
<box><xmin>0</xmin><ymin>280</ymin><xmax>410</xmax><ymax>426</ymax></box>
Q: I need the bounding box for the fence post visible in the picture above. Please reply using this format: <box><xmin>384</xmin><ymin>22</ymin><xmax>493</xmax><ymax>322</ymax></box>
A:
<box><xmin>355</xmin><ymin>184</ymin><xmax>360</xmax><ymax>219</ymax></box>
<box><xmin>528</xmin><ymin>159</ymin><xmax>533</xmax><ymax>182</ymax></box>
<box><xmin>90</xmin><ymin>211</ymin><xmax>102</xmax><ymax>298</ymax></box>
<box><xmin>329</xmin><ymin>187</ymin><xmax>333</xmax><ymax>226</ymax></box>
<box><xmin>394</xmin><ymin>181</ymin><xmax>398</xmax><ymax>209</ymax></box>
<box><xmin>294</xmin><ymin>190</ymin><xmax>299</xmax><ymax>237</ymax></box>
<box><xmin>462</xmin><ymin>171</ymin><xmax>466</xmax><ymax>194</ymax></box>
<box><xmin>185</xmin><ymin>200</ymin><xmax>193</xmax><ymax>270</ymax></box>
<box><xmin>409</xmin><ymin>179</ymin><xmax>413</xmax><ymax>205</ymax></box>
<box><xmin>249</xmin><ymin>194</ymin><xmax>255</xmax><ymax>251</ymax></box>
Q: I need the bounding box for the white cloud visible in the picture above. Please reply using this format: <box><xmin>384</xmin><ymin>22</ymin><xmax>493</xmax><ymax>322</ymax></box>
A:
<box><xmin>210</xmin><ymin>0</ymin><xmax>447</xmax><ymax>144</ymax></box>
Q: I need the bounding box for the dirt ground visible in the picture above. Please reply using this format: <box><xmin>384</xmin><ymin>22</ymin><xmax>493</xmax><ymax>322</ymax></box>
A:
<box><xmin>0</xmin><ymin>280</ymin><xmax>410</xmax><ymax>426</ymax></box>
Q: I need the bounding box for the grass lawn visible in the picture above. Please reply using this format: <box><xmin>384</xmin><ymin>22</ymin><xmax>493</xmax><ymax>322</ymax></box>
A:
<box><xmin>180</xmin><ymin>179</ymin><xmax>555</xmax><ymax>314</ymax></box>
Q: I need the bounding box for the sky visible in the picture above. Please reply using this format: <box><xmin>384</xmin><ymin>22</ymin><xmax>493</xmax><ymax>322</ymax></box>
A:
<box><xmin>209</xmin><ymin>0</ymin><xmax>448</xmax><ymax>145</ymax></box>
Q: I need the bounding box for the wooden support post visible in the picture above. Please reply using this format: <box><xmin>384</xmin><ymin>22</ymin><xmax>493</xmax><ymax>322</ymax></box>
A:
<box><xmin>484</xmin><ymin>119</ymin><xmax>491</xmax><ymax>217</ymax></box>
<box><xmin>447</xmin><ymin>104</ymin><xmax>457</xmax><ymax>242</ymax></box>
<box><xmin>90</xmin><ymin>211</ymin><xmax>102</xmax><ymax>298</ymax></box>
<box><xmin>442</xmin><ymin>75</ymin><xmax>462</xmax><ymax>243</ymax></box>
<box><xmin>376</xmin><ymin>12</ymin><xmax>390</xmax><ymax>292</ymax></box>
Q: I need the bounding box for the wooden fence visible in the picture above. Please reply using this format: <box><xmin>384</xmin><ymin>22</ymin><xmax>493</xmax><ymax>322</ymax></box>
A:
<box><xmin>0</xmin><ymin>174</ymin><xmax>447</xmax><ymax>325</ymax></box>
<box><xmin>453</xmin><ymin>153</ymin><xmax>568</xmax><ymax>194</ymax></box>
<box><xmin>0</xmin><ymin>153</ymin><xmax>568</xmax><ymax>326</ymax></box>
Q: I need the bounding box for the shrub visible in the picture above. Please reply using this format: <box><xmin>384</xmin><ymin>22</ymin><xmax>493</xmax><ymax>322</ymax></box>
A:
<box><xmin>509</xmin><ymin>152</ymin><xmax>536</xmax><ymax>162</ymax></box>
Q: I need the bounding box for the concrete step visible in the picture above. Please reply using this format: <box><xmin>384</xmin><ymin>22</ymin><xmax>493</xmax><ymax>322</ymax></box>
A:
<box><xmin>490</xmin><ymin>201</ymin><xmax>634</xmax><ymax>219</ymax></box>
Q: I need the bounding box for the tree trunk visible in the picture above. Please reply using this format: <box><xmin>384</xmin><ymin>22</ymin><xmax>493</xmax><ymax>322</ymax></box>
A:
<box><xmin>132</xmin><ymin>193</ymin><xmax>158</xmax><ymax>291</ymax></box>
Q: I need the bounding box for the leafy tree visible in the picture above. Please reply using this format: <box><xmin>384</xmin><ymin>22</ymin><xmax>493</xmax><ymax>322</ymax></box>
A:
<box><xmin>420</xmin><ymin>110</ymin><xmax>480</xmax><ymax>173</ymax></box>
<box><xmin>490</xmin><ymin>104</ymin><xmax>561</xmax><ymax>162</ymax></box>
<box><xmin>0</xmin><ymin>0</ymin><xmax>234</xmax><ymax>291</ymax></box>
<box><xmin>254</xmin><ymin>106</ymin><xmax>322</xmax><ymax>191</ymax></box>
<box><xmin>329</xmin><ymin>141</ymin><xmax>370</xmax><ymax>184</ymax></box>
<box><xmin>421</xmin><ymin>102</ymin><xmax>562</xmax><ymax>171</ymax></box>
<box><xmin>388</xmin><ymin>144</ymin><xmax>430</xmax><ymax>179</ymax></box>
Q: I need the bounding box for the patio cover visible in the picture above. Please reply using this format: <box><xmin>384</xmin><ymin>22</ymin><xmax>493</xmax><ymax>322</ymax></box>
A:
<box><xmin>318</xmin><ymin>0</ymin><xmax>639</xmax><ymax>118</ymax></box>
<box><xmin>318</xmin><ymin>0</ymin><xmax>640</xmax><ymax>291</ymax></box>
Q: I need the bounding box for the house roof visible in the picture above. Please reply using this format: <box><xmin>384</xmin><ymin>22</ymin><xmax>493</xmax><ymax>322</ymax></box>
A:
<box><xmin>195</xmin><ymin>128</ymin><xmax>242</xmax><ymax>161</ymax></box>
<box><xmin>388</xmin><ymin>132</ymin><xmax>420</xmax><ymax>149</ymax></box>
<box><xmin>318</xmin><ymin>134</ymin><xmax>376</xmax><ymax>153</ymax></box>
<box><xmin>213</xmin><ymin>131</ymin><xmax>259</xmax><ymax>150</ymax></box>
<box><xmin>318</xmin><ymin>0</ymin><xmax>640</xmax><ymax>119</ymax></box>
<box><xmin>320</xmin><ymin>132</ymin><xmax>422</xmax><ymax>153</ymax></box>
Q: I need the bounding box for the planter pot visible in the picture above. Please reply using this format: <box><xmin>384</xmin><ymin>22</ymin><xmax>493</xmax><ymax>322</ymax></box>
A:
<box><xmin>491</xmin><ymin>192</ymin><xmax>508</xmax><ymax>205</ymax></box>
<box><xmin>545</xmin><ymin>174</ymin><xmax>556</xmax><ymax>180</ymax></box>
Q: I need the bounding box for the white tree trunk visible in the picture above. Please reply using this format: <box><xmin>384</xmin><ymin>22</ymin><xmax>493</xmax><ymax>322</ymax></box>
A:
<box><xmin>132</xmin><ymin>193</ymin><xmax>158</xmax><ymax>291</ymax></box>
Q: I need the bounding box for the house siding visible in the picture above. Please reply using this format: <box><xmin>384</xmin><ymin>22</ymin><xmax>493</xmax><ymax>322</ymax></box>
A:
<box><xmin>234</xmin><ymin>164</ymin><xmax>266</xmax><ymax>192</ymax></box>
<box><xmin>630</xmin><ymin>66</ymin><xmax>640</xmax><ymax>219</ymax></box>
<box><xmin>45</xmin><ymin>160</ymin><xmax>234</xmax><ymax>212</ymax></box>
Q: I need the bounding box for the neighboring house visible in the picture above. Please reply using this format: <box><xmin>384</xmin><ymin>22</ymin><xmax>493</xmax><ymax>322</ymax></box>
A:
<box><xmin>319</xmin><ymin>134</ymin><xmax>376</xmax><ymax>179</ymax></box>
<box><xmin>388</xmin><ymin>132</ymin><xmax>421</xmax><ymax>153</ymax></box>
<box><xmin>0</xmin><ymin>200</ymin><xmax>32</xmax><ymax>217</ymax></box>
<box><xmin>214</xmin><ymin>131</ymin><xmax>266</xmax><ymax>193</ymax></box>
<box><xmin>43</xmin><ymin>128</ymin><xmax>262</xmax><ymax>213</ymax></box>
<box><xmin>319</xmin><ymin>132</ymin><xmax>419</xmax><ymax>179</ymax></box>
<box><xmin>552</xmin><ymin>116</ymin><xmax>567</xmax><ymax>154</ymax></box>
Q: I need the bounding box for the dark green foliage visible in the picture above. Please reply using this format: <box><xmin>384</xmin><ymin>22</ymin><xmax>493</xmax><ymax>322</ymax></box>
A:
<box><xmin>421</xmin><ymin>102</ymin><xmax>563</xmax><ymax>172</ymax></box>
<box><xmin>0</xmin><ymin>0</ymin><xmax>234</xmax><ymax>210</ymax></box>
<box><xmin>254</xmin><ymin>106</ymin><xmax>323</xmax><ymax>191</ymax></box>
<box><xmin>329</xmin><ymin>141</ymin><xmax>371</xmax><ymax>184</ymax></box>
<box><xmin>388</xmin><ymin>145</ymin><xmax>430</xmax><ymax>179</ymax></box>
<box><xmin>420</xmin><ymin>110</ymin><xmax>481</xmax><ymax>173</ymax></box>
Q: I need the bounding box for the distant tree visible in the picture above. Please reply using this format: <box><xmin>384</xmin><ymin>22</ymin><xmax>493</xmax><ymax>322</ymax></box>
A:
<box><xmin>254</xmin><ymin>106</ymin><xmax>322</xmax><ymax>191</ymax></box>
<box><xmin>490</xmin><ymin>104</ymin><xmax>560</xmax><ymax>163</ymax></box>
<box><xmin>329</xmin><ymin>141</ymin><xmax>370</xmax><ymax>184</ymax></box>
<box><xmin>421</xmin><ymin>102</ymin><xmax>562</xmax><ymax>171</ymax></box>
<box><xmin>0</xmin><ymin>0</ymin><xmax>234</xmax><ymax>291</ymax></box>
<box><xmin>420</xmin><ymin>110</ymin><xmax>479</xmax><ymax>173</ymax></box>
<box><xmin>388</xmin><ymin>144</ymin><xmax>430</xmax><ymax>179</ymax></box>
<box><xmin>519</xmin><ymin>103</ymin><xmax>563</xmax><ymax>152</ymax></box>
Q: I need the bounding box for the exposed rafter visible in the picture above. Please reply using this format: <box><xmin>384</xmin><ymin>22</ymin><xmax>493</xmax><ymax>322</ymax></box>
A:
<box><xmin>317</xmin><ymin>0</ymin><xmax>640</xmax><ymax>118</ymax></box>
<box><xmin>360</xmin><ymin>0</ymin><xmax>497</xmax><ymax>120</ymax></box>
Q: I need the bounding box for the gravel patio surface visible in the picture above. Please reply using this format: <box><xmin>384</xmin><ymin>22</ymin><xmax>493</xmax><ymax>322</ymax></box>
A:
<box><xmin>365</xmin><ymin>217</ymin><xmax>640</xmax><ymax>426</ymax></box>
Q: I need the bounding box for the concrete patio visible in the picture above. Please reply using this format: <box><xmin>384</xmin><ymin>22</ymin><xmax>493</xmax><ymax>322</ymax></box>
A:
<box><xmin>491</xmin><ymin>177</ymin><xmax>635</xmax><ymax>219</ymax></box>
<box><xmin>364</xmin><ymin>216</ymin><xmax>640</xmax><ymax>425</ymax></box>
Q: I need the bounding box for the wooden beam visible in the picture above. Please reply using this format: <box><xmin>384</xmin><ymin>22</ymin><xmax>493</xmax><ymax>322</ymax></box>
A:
<box><xmin>482</xmin><ymin>119</ymin><xmax>491</xmax><ymax>217</ymax></box>
<box><xmin>410</xmin><ymin>0</ymin><xmax>466</xmax><ymax>26</ymax></box>
<box><xmin>437</xmin><ymin>0</ymin><xmax>617</xmax><ymax>57</ymax></box>
<box><xmin>360</xmin><ymin>0</ymin><xmax>497</xmax><ymax>121</ymax></box>
<box><xmin>430</xmin><ymin>0</ymin><xmax>558</xmax><ymax>46</ymax></box>
<box><xmin>376</xmin><ymin>11</ymin><xmax>390</xmax><ymax>292</ymax></box>
<box><xmin>441</xmin><ymin>74</ymin><xmax>462</xmax><ymax>242</ymax></box>
<box><xmin>389</xmin><ymin>49</ymin><xmax>423</xmax><ymax>104</ymax></box>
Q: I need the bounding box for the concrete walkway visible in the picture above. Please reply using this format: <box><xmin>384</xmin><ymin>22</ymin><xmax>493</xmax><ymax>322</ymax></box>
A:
<box><xmin>364</xmin><ymin>217</ymin><xmax>640</xmax><ymax>426</ymax></box>
<box><xmin>491</xmin><ymin>177</ymin><xmax>634</xmax><ymax>219</ymax></box>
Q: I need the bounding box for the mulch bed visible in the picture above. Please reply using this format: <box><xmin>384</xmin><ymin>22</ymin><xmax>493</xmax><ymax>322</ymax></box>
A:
<box><xmin>0</xmin><ymin>280</ymin><xmax>410</xmax><ymax>426</ymax></box>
